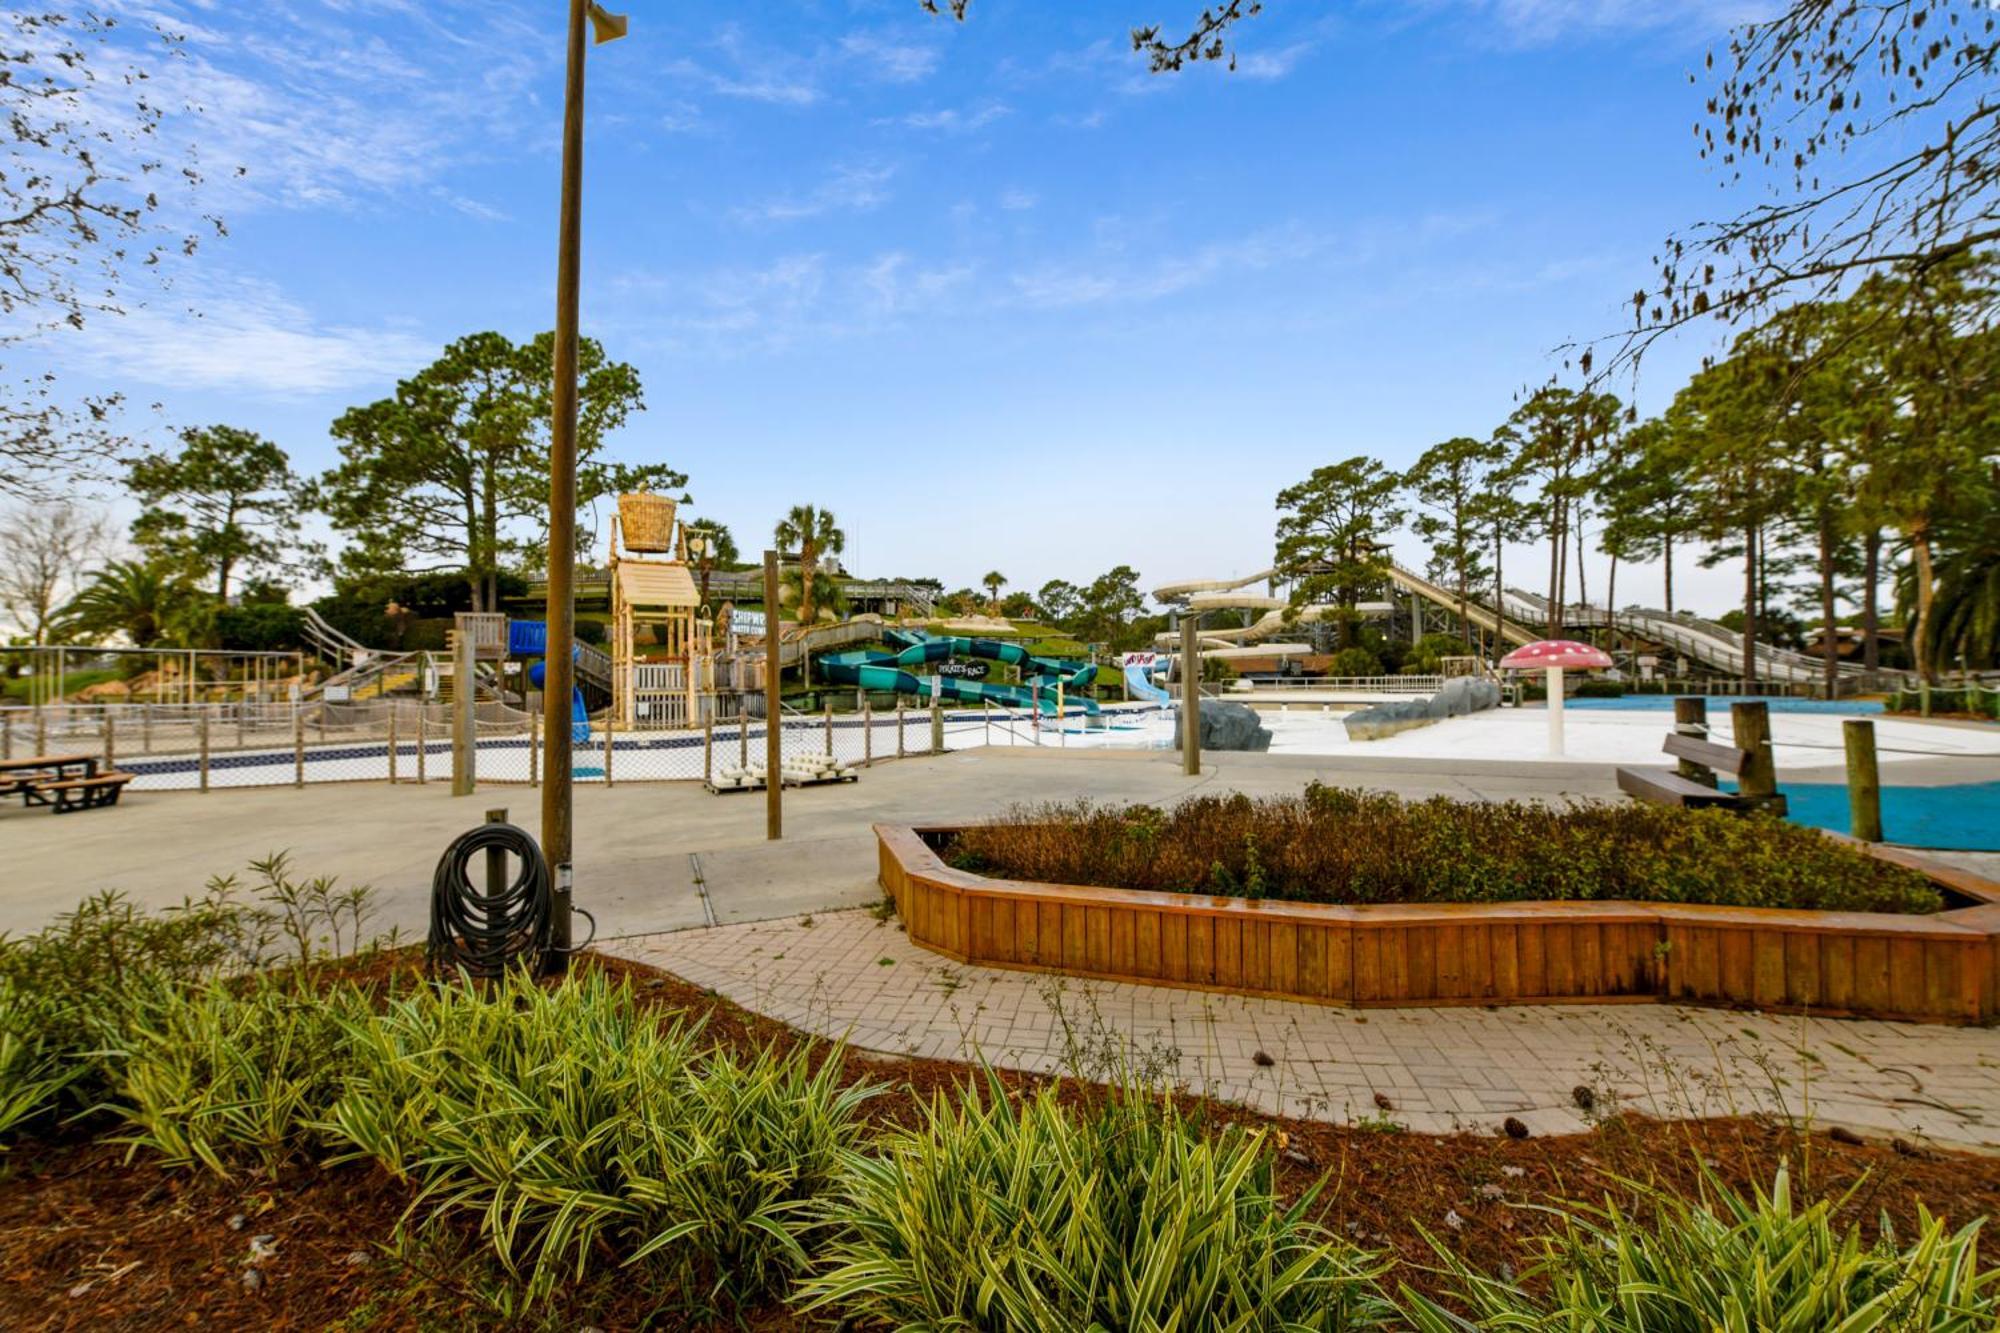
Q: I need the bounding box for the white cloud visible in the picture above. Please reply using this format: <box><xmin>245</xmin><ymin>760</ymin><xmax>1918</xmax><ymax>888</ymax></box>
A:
<box><xmin>1234</xmin><ymin>41</ymin><xmax>1314</xmax><ymax>79</ymax></box>
<box><xmin>731</xmin><ymin>162</ymin><xmax>898</xmax><ymax>224</ymax></box>
<box><xmin>1435</xmin><ymin>0</ymin><xmax>1777</xmax><ymax>45</ymax></box>
<box><xmin>839</xmin><ymin>32</ymin><xmax>942</xmax><ymax>84</ymax></box>
<box><xmin>66</xmin><ymin>278</ymin><xmax>432</xmax><ymax>397</ymax></box>
<box><xmin>900</xmin><ymin>102</ymin><xmax>1011</xmax><ymax>134</ymax></box>
<box><xmin>1007</xmin><ymin>224</ymin><xmax>1325</xmax><ymax>310</ymax></box>
<box><xmin>124</xmin><ymin>1</ymin><xmax>546</xmax><ymax>214</ymax></box>
<box><xmin>999</xmin><ymin>189</ymin><xmax>1038</xmax><ymax>211</ymax></box>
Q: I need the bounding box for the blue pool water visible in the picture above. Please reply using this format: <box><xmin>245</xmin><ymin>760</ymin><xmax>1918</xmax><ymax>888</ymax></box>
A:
<box><xmin>1567</xmin><ymin>694</ymin><xmax>1884</xmax><ymax>715</ymax></box>
<box><xmin>1724</xmin><ymin>780</ymin><xmax>2000</xmax><ymax>851</ymax></box>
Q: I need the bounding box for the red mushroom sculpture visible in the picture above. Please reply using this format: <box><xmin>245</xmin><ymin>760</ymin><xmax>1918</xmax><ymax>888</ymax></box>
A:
<box><xmin>1498</xmin><ymin>639</ymin><xmax>1613</xmax><ymax>756</ymax></box>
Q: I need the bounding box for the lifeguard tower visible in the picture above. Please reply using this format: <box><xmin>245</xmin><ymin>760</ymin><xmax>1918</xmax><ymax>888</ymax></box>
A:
<box><xmin>608</xmin><ymin>492</ymin><xmax>707</xmax><ymax>728</ymax></box>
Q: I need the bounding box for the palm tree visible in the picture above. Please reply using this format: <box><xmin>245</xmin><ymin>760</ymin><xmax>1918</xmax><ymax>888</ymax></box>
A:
<box><xmin>773</xmin><ymin>504</ymin><xmax>845</xmax><ymax>624</ymax></box>
<box><xmin>55</xmin><ymin>559</ymin><xmax>201</xmax><ymax>647</ymax></box>
<box><xmin>1901</xmin><ymin>501</ymin><xmax>2000</xmax><ymax>672</ymax></box>
<box><xmin>982</xmin><ymin>570</ymin><xmax>1007</xmax><ymax>613</ymax></box>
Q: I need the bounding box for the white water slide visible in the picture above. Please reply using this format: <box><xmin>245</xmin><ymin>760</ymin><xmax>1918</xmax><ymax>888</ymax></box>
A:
<box><xmin>1153</xmin><ymin>566</ymin><xmax>1864</xmax><ymax>684</ymax></box>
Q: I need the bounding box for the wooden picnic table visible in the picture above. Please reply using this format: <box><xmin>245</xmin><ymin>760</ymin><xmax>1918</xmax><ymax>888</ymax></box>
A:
<box><xmin>1</xmin><ymin>754</ymin><xmax>99</xmax><ymax>802</ymax></box>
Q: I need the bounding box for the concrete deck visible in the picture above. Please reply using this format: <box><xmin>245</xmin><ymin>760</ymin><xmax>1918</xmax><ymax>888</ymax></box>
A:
<box><xmin>4</xmin><ymin>747</ymin><xmax>1641</xmax><ymax>939</ymax></box>
<box><xmin>608</xmin><ymin>911</ymin><xmax>2000</xmax><ymax>1150</ymax></box>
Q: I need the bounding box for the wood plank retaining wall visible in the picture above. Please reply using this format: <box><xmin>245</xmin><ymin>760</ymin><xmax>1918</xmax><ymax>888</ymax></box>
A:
<box><xmin>877</xmin><ymin>825</ymin><xmax>2000</xmax><ymax>1024</ymax></box>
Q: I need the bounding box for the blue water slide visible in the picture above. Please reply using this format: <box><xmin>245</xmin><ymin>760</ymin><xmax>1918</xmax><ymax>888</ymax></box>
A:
<box><xmin>1124</xmin><ymin>661</ymin><xmax>1172</xmax><ymax>703</ymax></box>
<box><xmin>517</xmin><ymin>623</ymin><xmax>592</xmax><ymax>744</ymax></box>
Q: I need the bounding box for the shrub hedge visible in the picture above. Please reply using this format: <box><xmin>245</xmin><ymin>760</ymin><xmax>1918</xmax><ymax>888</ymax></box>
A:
<box><xmin>944</xmin><ymin>786</ymin><xmax>1943</xmax><ymax>915</ymax></box>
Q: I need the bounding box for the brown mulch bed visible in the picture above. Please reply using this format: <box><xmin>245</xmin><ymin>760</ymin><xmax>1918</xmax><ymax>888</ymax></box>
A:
<box><xmin>3</xmin><ymin>948</ymin><xmax>1995</xmax><ymax>1331</ymax></box>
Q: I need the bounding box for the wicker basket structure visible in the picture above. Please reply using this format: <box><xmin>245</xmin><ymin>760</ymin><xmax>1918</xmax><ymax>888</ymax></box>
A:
<box><xmin>618</xmin><ymin>492</ymin><xmax>678</xmax><ymax>553</ymax></box>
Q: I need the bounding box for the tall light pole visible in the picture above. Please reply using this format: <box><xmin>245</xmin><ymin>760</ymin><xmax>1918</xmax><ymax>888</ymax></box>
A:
<box><xmin>544</xmin><ymin>0</ymin><xmax>626</xmax><ymax>968</ymax></box>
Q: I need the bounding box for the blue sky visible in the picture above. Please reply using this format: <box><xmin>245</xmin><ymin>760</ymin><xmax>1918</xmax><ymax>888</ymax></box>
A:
<box><xmin>31</xmin><ymin>0</ymin><xmax>1775</xmax><ymax>613</ymax></box>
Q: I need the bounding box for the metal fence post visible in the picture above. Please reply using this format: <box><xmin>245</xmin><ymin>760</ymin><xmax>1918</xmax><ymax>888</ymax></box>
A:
<box><xmin>294</xmin><ymin>706</ymin><xmax>305</xmax><ymax>787</ymax></box>
<box><xmin>388</xmin><ymin>706</ymin><xmax>399</xmax><ymax>784</ymax></box>
<box><xmin>863</xmin><ymin>702</ymin><xmax>873</xmax><ymax>767</ymax></box>
<box><xmin>416</xmin><ymin>709</ymin><xmax>427</xmax><ymax>785</ymax></box>
<box><xmin>198</xmin><ymin>712</ymin><xmax>210</xmax><ymax>792</ymax></box>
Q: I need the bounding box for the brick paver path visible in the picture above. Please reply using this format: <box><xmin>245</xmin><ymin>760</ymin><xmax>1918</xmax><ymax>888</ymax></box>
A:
<box><xmin>607</xmin><ymin>911</ymin><xmax>2000</xmax><ymax>1150</ymax></box>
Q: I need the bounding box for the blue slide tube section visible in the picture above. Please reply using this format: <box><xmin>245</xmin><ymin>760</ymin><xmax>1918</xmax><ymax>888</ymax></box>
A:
<box><xmin>1124</xmin><ymin>662</ymin><xmax>1172</xmax><ymax>703</ymax></box>
<box><xmin>520</xmin><ymin>640</ymin><xmax>588</xmax><ymax>736</ymax></box>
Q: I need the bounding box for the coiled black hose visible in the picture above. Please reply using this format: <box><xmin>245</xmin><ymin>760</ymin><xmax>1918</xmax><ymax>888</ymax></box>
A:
<box><xmin>427</xmin><ymin>821</ymin><xmax>592</xmax><ymax>976</ymax></box>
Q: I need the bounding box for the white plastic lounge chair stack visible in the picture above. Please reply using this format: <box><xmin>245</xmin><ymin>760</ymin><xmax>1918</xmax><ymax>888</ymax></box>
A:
<box><xmin>708</xmin><ymin>763</ymin><xmax>764</xmax><ymax>792</ymax></box>
<box><xmin>779</xmin><ymin>754</ymin><xmax>858</xmax><ymax>786</ymax></box>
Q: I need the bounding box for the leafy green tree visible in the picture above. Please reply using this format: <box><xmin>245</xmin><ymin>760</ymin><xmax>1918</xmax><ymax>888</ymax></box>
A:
<box><xmin>999</xmin><ymin>590</ymin><xmax>1038</xmax><ymax>619</ymax></box>
<box><xmin>1036</xmin><ymin>579</ymin><xmax>1082</xmax><ymax>626</ymax></box>
<box><xmin>1503</xmin><ymin>387</ymin><xmax>1622</xmax><ymax>635</ymax></box>
<box><xmin>774</xmin><ymin>504</ymin><xmax>845</xmax><ymax>624</ymax></box>
<box><xmin>1905</xmin><ymin>487</ymin><xmax>2000</xmax><ymax>671</ymax></box>
<box><xmin>55</xmin><ymin>558</ymin><xmax>201</xmax><ymax>647</ymax></box>
<box><xmin>1599</xmin><ymin>415</ymin><xmax>1697</xmax><ymax>618</ymax></box>
<box><xmin>1274</xmin><ymin>456</ymin><xmax>1405</xmax><ymax>649</ymax></box>
<box><xmin>1403</xmin><ymin>435</ymin><xmax>1503</xmax><ymax>648</ymax></box>
<box><xmin>126</xmin><ymin>426</ymin><xmax>313</xmax><ymax>603</ymax></box>
<box><xmin>318</xmin><ymin>331</ymin><xmax>653</xmax><ymax>612</ymax></box>
<box><xmin>1072</xmin><ymin>566</ymin><xmax>1148</xmax><ymax>650</ymax></box>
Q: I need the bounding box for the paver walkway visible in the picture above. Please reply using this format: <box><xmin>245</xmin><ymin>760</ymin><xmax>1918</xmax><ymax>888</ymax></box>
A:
<box><xmin>608</xmin><ymin>910</ymin><xmax>2000</xmax><ymax>1151</ymax></box>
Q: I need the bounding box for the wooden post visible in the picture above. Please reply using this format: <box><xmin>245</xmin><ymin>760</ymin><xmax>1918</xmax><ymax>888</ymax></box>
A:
<box><xmin>1672</xmin><ymin>697</ymin><xmax>1714</xmax><ymax>788</ymax></box>
<box><xmin>485</xmin><ymin>808</ymin><xmax>510</xmax><ymax>906</ymax></box>
<box><xmin>863</xmin><ymin>702</ymin><xmax>873</xmax><ymax>767</ymax></box>
<box><xmin>1730</xmin><ymin>700</ymin><xmax>1784</xmax><ymax>814</ymax></box>
<box><xmin>603</xmin><ymin>721</ymin><xmax>614</xmax><ymax>786</ymax></box>
<box><xmin>452</xmin><ymin>631</ymin><xmax>476</xmax><ymax>796</ymax></box>
<box><xmin>703</xmin><ymin>714</ymin><xmax>714</xmax><ymax>784</ymax></box>
<box><xmin>34</xmin><ymin>708</ymin><xmax>46</xmax><ymax>759</ymax></box>
<box><xmin>739</xmin><ymin>715</ymin><xmax>748</xmax><ymax>768</ymax></box>
<box><xmin>530</xmin><ymin>709</ymin><xmax>540</xmax><ymax>786</ymax></box>
<box><xmin>102</xmin><ymin>712</ymin><xmax>115</xmax><ymax>774</ymax></box>
<box><xmin>198</xmin><ymin>712</ymin><xmax>210</xmax><ymax>793</ymax></box>
<box><xmin>142</xmin><ymin>704</ymin><xmax>152</xmax><ymax>755</ymax></box>
<box><xmin>1180</xmin><ymin>616</ymin><xmax>1201</xmax><ymax>777</ymax></box>
<box><xmin>293</xmin><ymin>706</ymin><xmax>306</xmax><ymax>787</ymax></box>
<box><xmin>388</xmin><ymin>706</ymin><xmax>399</xmax><ymax>784</ymax></box>
<box><xmin>417</xmin><ymin>708</ymin><xmax>427</xmax><ymax>785</ymax></box>
<box><xmin>824</xmin><ymin>699</ymin><xmax>833</xmax><ymax>755</ymax></box>
<box><xmin>763</xmin><ymin>549</ymin><xmax>782</xmax><ymax>841</ymax></box>
<box><xmin>897</xmin><ymin>704</ymin><xmax>906</xmax><ymax>758</ymax></box>
<box><xmin>1844</xmin><ymin>718</ymin><xmax>1883</xmax><ymax>842</ymax></box>
<box><xmin>983</xmin><ymin>699</ymin><xmax>991</xmax><ymax>745</ymax></box>
<box><xmin>930</xmin><ymin>688</ymin><xmax>943</xmax><ymax>754</ymax></box>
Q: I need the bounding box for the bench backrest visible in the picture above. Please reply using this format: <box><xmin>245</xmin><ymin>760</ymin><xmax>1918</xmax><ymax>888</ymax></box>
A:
<box><xmin>1662</xmin><ymin>731</ymin><xmax>1751</xmax><ymax>775</ymax></box>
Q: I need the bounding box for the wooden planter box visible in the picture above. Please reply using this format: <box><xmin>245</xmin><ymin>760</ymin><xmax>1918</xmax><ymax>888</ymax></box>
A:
<box><xmin>876</xmin><ymin>826</ymin><xmax>2000</xmax><ymax>1025</ymax></box>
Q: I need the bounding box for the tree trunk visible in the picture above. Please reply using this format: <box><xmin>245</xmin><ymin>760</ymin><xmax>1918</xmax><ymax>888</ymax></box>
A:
<box><xmin>1911</xmin><ymin>521</ymin><xmax>1938</xmax><ymax>682</ymax></box>
<box><xmin>1573</xmin><ymin>505</ymin><xmax>1589</xmax><ymax>611</ymax></box>
<box><xmin>1817</xmin><ymin>508</ymin><xmax>1838</xmax><ymax>696</ymax></box>
<box><xmin>1493</xmin><ymin>531</ymin><xmax>1505</xmax><ymax>659</ymax></box>
<box><xmin>480</xmin><ymin>464</ymin><xmax>499</xmax><ymax>616</ymax></box>
<box><xmin>1546</xmin><ymin>502</ymin><xmax>1561</xmax><ymax>637</ymax></box>
<box><xmin>1741</xmin><ymin>523</ymin><xmax>1759</xmax><ymax>684</ymax></box>
<box><xmin>1861</xmin><ymin>529</ymin><xmax>1881</xmax><ymax>673</ymax></box>
<box><xmin>1605</xmin><ymin>553</ymin><xmax>1618</xmax><ymax>652</ymax></box>
<box><xmin>1663</xmin><ymin>529</ymin><xmax>1675</xmax><ymax>617</ymax></box>
<box><xmin>1554</xmin><ymin>497</ymin><xmax>1569</xmax><ymax>635</ymax></box>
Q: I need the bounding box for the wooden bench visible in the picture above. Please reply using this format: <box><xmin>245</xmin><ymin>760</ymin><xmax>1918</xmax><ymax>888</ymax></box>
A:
<box><xmin>1616</xmin><ymin>699</ymin><xmax>1787</xmax><ymax>816</ymax></box>
<box><xmin>24</xmin><ymin>771</ymin><xmax>135</xmax><ymax>813</ymax></box>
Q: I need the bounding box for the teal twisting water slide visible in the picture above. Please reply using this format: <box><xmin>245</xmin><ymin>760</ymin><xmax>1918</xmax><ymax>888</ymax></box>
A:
<box><xmin>817</xmin><ymin>630</ymin><xmax>1099</xmax><ymax>715</ymax></box>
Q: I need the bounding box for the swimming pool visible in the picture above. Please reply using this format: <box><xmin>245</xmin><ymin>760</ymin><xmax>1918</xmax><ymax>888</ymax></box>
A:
<box><xmin>1566</xmin><ymin>694</ymin><xmax>1884</xmax><ymax>715</ymax></box>
<box><xmin>1766</xmin><ymin>780</ymin><xmax>2000</xmax><ymax>851</ymax></box>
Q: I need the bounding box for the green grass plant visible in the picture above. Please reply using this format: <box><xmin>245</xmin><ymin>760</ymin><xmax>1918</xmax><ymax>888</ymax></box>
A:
<box><xmin>324</xmin><ymin>969</ymin><xmax>873</xmax><ymax>1318</ymax></box>
<box><xmin>1400</xmin><ymin>1162</ymin><xmax>1999</xmax><ymax>1331</ymax></box>
<box><xmin>115</xmin><ymin>973</ymin><xmax>359</xmax><ymax>1178</ymax></box>
<box><xmin>946</xmin><ymin>785</ymin><xmax>1943</xmax><ymax>915</ymax></box>
<box><xmin>801</xmin><ymin>1074</ymin><xmax>1392</xmax><ymax>1330</ymax></box>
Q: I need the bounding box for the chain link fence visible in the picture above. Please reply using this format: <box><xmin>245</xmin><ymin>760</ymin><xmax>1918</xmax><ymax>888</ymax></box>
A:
<box><xmin>0</xmin><ymin>699</ymin><xmax>1160</xmax><ymax>795</ymax></box>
